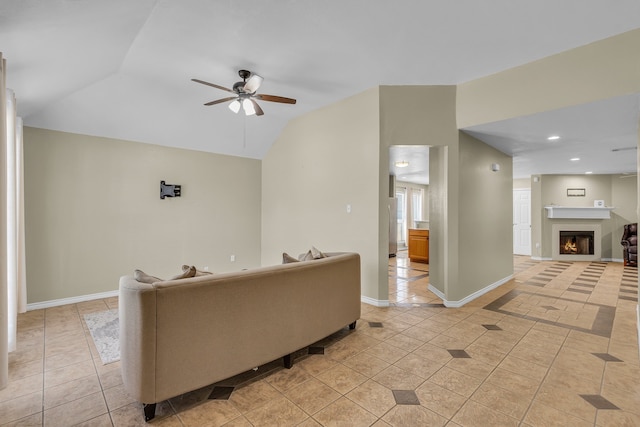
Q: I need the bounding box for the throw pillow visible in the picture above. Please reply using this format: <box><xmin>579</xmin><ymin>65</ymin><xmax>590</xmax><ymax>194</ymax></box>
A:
<box><xmin>170</xmin><ymin>265</ymin><xmax>196</xmax><ymax>280</ymax></box>
<box><xmin>134</xmin><ymin>269</ymin><xmax>162</xmax><ymax>284</ymax></box>
<box><xmin>182</xmin><ymin>264</ymin><xmax>213</xmax><ymax>276</ymax></box>
<box><xmin>282</xmin><ymin>253</ymin><xmax>299</xmax><ymax>264</ymax></box>
<box><xmin>298</xmin><ymin>246</ymin><xmax>328</xmax><ymax>261</ymax></box>
<box><xmin>298</xmin><ymin>250</ymin><xmax>314</xmax><ymax>261</ymax></box>
<box><xmin>311</xmin><ymin>246</ymin><xmax>328</xmax><ymax>259</ymax></box>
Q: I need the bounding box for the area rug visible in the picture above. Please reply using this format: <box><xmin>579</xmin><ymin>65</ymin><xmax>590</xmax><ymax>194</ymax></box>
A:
<box><xmin>84</xmin><ymin>309</ymin><xmax>120</xmax><ymax>364</ymax></box>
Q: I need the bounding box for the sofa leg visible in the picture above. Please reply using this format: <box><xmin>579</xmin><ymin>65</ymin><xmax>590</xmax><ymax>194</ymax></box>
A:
<box><xmin>283</xmin><ymin>353</ymin><xmax>293</xmax><ymax>369</ymax></box>
<box><xmin>143</xmin><ymin>403</ymin><xmax>156</xmax><ymax>422</ymax></box>
<box><xmin>349</xmin><ymin>321</ymin><xmax>357</xmax><ymax>330</ymax></box>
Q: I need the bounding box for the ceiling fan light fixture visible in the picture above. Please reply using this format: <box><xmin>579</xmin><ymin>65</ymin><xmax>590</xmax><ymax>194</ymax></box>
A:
<box><xmin>228</xmin><ymin>99</ymin><xmax>241</xmax><ymax>113</ymax></box>
<box><xmin>242</xmin><ymin>98</ymin><xmax>256</xmax><ymax>116</ymax></box>
<box><xmin>395</xmin><ymin>161</ymin><xmax>409</xmax><ymax>168</ymax></box>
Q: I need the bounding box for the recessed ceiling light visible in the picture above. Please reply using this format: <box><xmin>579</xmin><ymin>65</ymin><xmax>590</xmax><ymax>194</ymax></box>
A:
<box><xmin>547</xmin><ymin>135</ymin><xmax>560</xmax><ymax>141</ymax></box>
<box><xmin>570</xmin><ymin>157</ymin><xmax>580</xmax><ymax>161</ymax></box>
<box><xmin>585</xmin><ymin>171</ymin><xmax>593</xmax><ymax>174</ymax></box>
<box><xmin>395</xmin><ymin>161</ymin><xmax>409</xmax><ymax>168</ymax></box>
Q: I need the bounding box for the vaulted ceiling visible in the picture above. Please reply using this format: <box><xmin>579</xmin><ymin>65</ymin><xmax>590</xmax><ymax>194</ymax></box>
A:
<box><xmin>3</xmin><ymin>1</ymin><xmax>639</xmax><ymax>180</ymax></box>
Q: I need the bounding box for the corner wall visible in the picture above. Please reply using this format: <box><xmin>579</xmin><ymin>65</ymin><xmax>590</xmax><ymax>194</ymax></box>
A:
<box><xmin>24</xmin><ymin>127</ymin><xmax>262</xmax><ymax>303</ymax></box>
<box><xmin>261</xmin><ymin>88</ymin><xmax>382</xmax><ymax>301</ymax></box>
<box><xmin>455</xmin><ymin>132</ymin><xmax>513</xmax><ymax>302</ymax></box>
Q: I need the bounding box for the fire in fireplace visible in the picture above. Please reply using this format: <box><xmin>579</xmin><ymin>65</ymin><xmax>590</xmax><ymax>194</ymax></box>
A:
<box><xmin>559</xmin><ymin>231</ymin><xmax>594</xmax><ymax>255</ymax></box>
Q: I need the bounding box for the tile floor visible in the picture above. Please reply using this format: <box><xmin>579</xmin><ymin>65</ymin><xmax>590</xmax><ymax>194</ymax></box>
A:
<box><xmin>3</xmin><ymin>253</ymin><xmax>639</xmax><ymax>426</ymax></box>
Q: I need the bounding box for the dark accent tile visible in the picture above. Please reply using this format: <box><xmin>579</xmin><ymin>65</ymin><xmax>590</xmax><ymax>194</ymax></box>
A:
<box><xmin>619</xmin><ymin>289</ymin><xmax>637</xmax><ymax>294</ymax></box>
<box><xmin>448</xmin><ymin>349</ymin><xmax>471</xmax><ymax>358</ymax></box>
<box><xmin>209</xmin><ymin>386</ymin><xmax>235</xmax><ymax>400</ymax></box>
<box><xmin>404</xmin><ymin>273</ymin><xmax>430</xmax><ymax>282</ymax></box>
<box><xmin>392</xmin><ymin>302</ymin><xmax>446</xmax><ymax>308</ymax></box>
<box><xmin>369</xmin><ymin>321</ymin><xmax>384</xmax><ymax>328</ymax></box>
<box><xmin>392</xmin><ymin>390</ymin><xmax>420</xmax><ymax>405</ymax></box>
<box><xmin>575</xmin><ymin>277</ymin><xmax>598</xmax><ymax>283</ymax></box>
<box><xmin>580</xmin><ymin>394</ymin><xmax>620</xmax><ymax>410</ymax></box>
<box><xmin>523</xmin><ymin>280</ymin><xmax>547</xmax><ymax>288</ymax></box>
<box><xmin>538</xmin><ymin>273</ymin><xmax>557</xmax><ymax>278</ymax></box>
<box><xmin>619</xmin><ymin>295</ymin><xmax>638</xmax><ymax>302</ymax></box>
<box><xmin>308</xmin><ymin>346</ymin><xmax>325</xmax><ymax>355</ymax></box>
<box><xmin>567</xmin><ymin>288</ymin><xmax>592</xmax><ymax>294</ymax></box>
<box><xmin>484</xmin><ymin>290</ymin><xmax>615</xmax><ymax>338</ymax></box>
<box><xmin>530</xmin><ymin>277</ymin><xmax>552</xmax><ymax>283</ymax></box>
<box><xmin>482</xmin><ymin>324</ymin><xmax>502</xmax><ymax>330</ymax></box>
<box><xmin>541</xmin><ymin>305</ymin><xmax>559</xmax><ymax>311</ymax></box>
<box><xmin>571</xmin><ymin>282</ymin><xmax>596</xmax><ymax>288</ymax></box>
<box><xmin>592</xmin><ymin>353</ymin><xmax>623</xmax><ymax>362</ymax></box>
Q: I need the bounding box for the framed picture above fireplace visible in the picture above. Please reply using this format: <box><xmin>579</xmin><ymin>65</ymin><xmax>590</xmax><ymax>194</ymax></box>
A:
<box><xmin>567</xmin><ymin>188</ymin><xmax>586</xmax><ymax>197</ymax></box>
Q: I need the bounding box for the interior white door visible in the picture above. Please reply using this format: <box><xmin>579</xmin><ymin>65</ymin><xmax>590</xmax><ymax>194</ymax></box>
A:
<box><xmin>513</xmin><ymin>189</ymin><xmax>531</xmax><ymax>255</ymax></box>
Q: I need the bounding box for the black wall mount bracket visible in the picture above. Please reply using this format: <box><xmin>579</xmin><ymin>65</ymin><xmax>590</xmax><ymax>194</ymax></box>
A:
<box><xmin>160</xmin><ymin>181</ymin><xmax>181</xmax><ymax>199</ymax></box>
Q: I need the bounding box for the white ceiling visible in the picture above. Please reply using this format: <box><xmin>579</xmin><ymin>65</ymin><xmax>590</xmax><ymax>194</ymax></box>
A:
<box><xmin>2</xmin><ymin>0</ymin><xmax>640</xmax><ymax>183</ymax></box>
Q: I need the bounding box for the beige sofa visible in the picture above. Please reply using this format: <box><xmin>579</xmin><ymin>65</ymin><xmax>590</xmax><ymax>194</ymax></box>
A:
<box><xmin>119</xmin><ymin>252</ymin><xmax>361</xmax><ymax>421</ymax></box>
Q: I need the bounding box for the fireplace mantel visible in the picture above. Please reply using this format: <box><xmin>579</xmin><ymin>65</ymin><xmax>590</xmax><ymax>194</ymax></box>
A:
<box><xmin>545</xmin><ymin>206</ymin><xmax>614</xmax><ymax>219</ymax></box>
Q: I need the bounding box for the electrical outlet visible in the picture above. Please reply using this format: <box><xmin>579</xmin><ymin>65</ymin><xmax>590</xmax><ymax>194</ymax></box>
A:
<box><xmin>203</xmin><ymin>266</ymin><xmax>209</xmax><ymax>271</ymax></box>
<box><xmin>230</xmin><ymin>255</ymin><xmax>235</xmax><ymax>262</ymax></box>
<box><xmin>346</xmin><ymin>204</ymin><xmax>351</xmax><ymax>213</ymax></box>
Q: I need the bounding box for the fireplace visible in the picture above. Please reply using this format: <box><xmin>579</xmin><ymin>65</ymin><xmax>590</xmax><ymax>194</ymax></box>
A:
<box><xmin>559</xmin><ymin>231</ymin><xmax>594</xmax><ymax>255</ymax></box>
<box><xmin>552</xmin><ymin>223</ymin><xmax>601</xmax><ymax>261</ymax></box>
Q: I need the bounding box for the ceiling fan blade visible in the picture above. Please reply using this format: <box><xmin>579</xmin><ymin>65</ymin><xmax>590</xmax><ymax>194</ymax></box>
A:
<box><xmin>243</xmin><ymin>74</ymin><xmax>263</xmax><ymax>94</ymax></box>
<box><xmin>204</xmin><ymin>96</ymin><xmax>237</xmax><ymax>106</ymax></box>
<box><xmin>250</xmin><ymin>99</ymin><xmax>264</xmax><ymax>116</ymax></box>
<box><xmin>256</xmin><ymin>94</ymin><xmax>297</xmax><ymax>104</ymax></box>
<box><xmin>191</xmin><ymin>78</ymin><xmax>234</xmax><ymax>93</ymax></box>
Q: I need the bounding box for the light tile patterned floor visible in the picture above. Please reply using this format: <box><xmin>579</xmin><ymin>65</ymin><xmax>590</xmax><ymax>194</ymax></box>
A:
<box><xmin>3</xmin><ymin>253</ymin><xmax>639</xmax><ymax>426</ymax></box>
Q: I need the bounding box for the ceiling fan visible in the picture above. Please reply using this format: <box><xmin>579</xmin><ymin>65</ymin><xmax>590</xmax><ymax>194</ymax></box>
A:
<box><xmin>192</xmin><ymin>69</ymin><xmax>296</xmax><ymax>116</ymax></box>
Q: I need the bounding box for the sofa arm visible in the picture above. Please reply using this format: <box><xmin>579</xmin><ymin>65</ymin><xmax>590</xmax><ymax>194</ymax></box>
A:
<box><xmin>119</xmin><ymin>276</ymin><xmax>158</xmax><ymax>405</ymax></box>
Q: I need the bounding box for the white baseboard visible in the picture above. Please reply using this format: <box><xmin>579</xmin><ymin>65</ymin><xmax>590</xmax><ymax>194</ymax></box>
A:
<box><xmin>361</xmin><ymin>295</ymin><xmax>390</xmax><ymax>307</ymax></box>
<box><xmin>428</xmin><ymin>275</ymin><xmax>513</xmax><ymax>308</ymax></box>
<box><xmin>531</xmin><ymin>256</ymin><xmax>552</xmax><ymax>261</ymax></box>
<box><xmin>27</xmin><ymin>290</ymin><xmax>119</xmax><ymax>311</ymax></box>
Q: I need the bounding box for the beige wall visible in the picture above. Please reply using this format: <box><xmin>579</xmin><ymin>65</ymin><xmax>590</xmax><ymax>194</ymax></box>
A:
<box><xmin>513</xmin><ymin>178</ymin><xmax>531</xmax><ymax>189</ymax></box>
<box><xmin>531</xmin><ymin>174</ymin><xmax>637</xmax><ymax>260</ymax></box>
<box><xmin>24</xmin><ymin>127</ymin><xmax>262</xmax><ymax>303</ymax></box>
<box><xmin>457</xmin><ymin>28</ymin><xmax>640</xmax><ymax>128</ymax></box>
<box><xmin>455</xmin><ymin>132</ymin><xmax>513</xmax><ymax>302</ymax></box>
<box><xmin>380</xmin><ymin>86</ymin><xmax>462</xmax><ymax>302</ymax></box>
<box><xmin>261</xmin><ymin>88</ymin><xmax>382</xmax><ymax>300</ymax></box>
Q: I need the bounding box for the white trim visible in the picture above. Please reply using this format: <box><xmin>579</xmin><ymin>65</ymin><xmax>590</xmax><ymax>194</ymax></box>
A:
<box><xmin>544</xmin><ymin>206</ymin><xmax>614</xmax><ymax>219</ymax></box>
<box><xmin>637</xmin><ymin>304</ymin><xmax>640</xmax><ymax>357</ymax></box>
<box><xmin>361</xmin><ymin>295</ymin><xmax>390</xmax><ymax>307</ymax></box>
<box><xmin>531</xmin><ymin>256</ymin><xmax>552</xmax><ymax>261</ymax></box>
<box><xmin>27</xmin><ymin>290</ymin><xmax>119</xmax><ymax>311</ymax></box>
<box><xmin>428</xmin><ymin>284</ymin><xmax>446</xmax><ymax>301</ymax></box>
<box><xmin>428</xmin><ymin>275</ymin><xmax>513</xmax><ymax>308</ymax></box>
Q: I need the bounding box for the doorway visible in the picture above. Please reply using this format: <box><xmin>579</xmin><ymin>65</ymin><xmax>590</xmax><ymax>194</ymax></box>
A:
<box><xmin>389</xmin><ymin>145</ymin><xmax>431</xmax><ymax>303</ymax></box>
<box><xmin>513</xmin><ymin>188</ymin><xmax>531</xmax><ymax>255</ymax></box>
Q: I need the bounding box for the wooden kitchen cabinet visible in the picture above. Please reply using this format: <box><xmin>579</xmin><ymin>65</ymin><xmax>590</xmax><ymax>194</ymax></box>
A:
<box><xmin>408</xmin><ymin>229</ymin><xmax>429</xmax><ymax>263</ymax></box>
